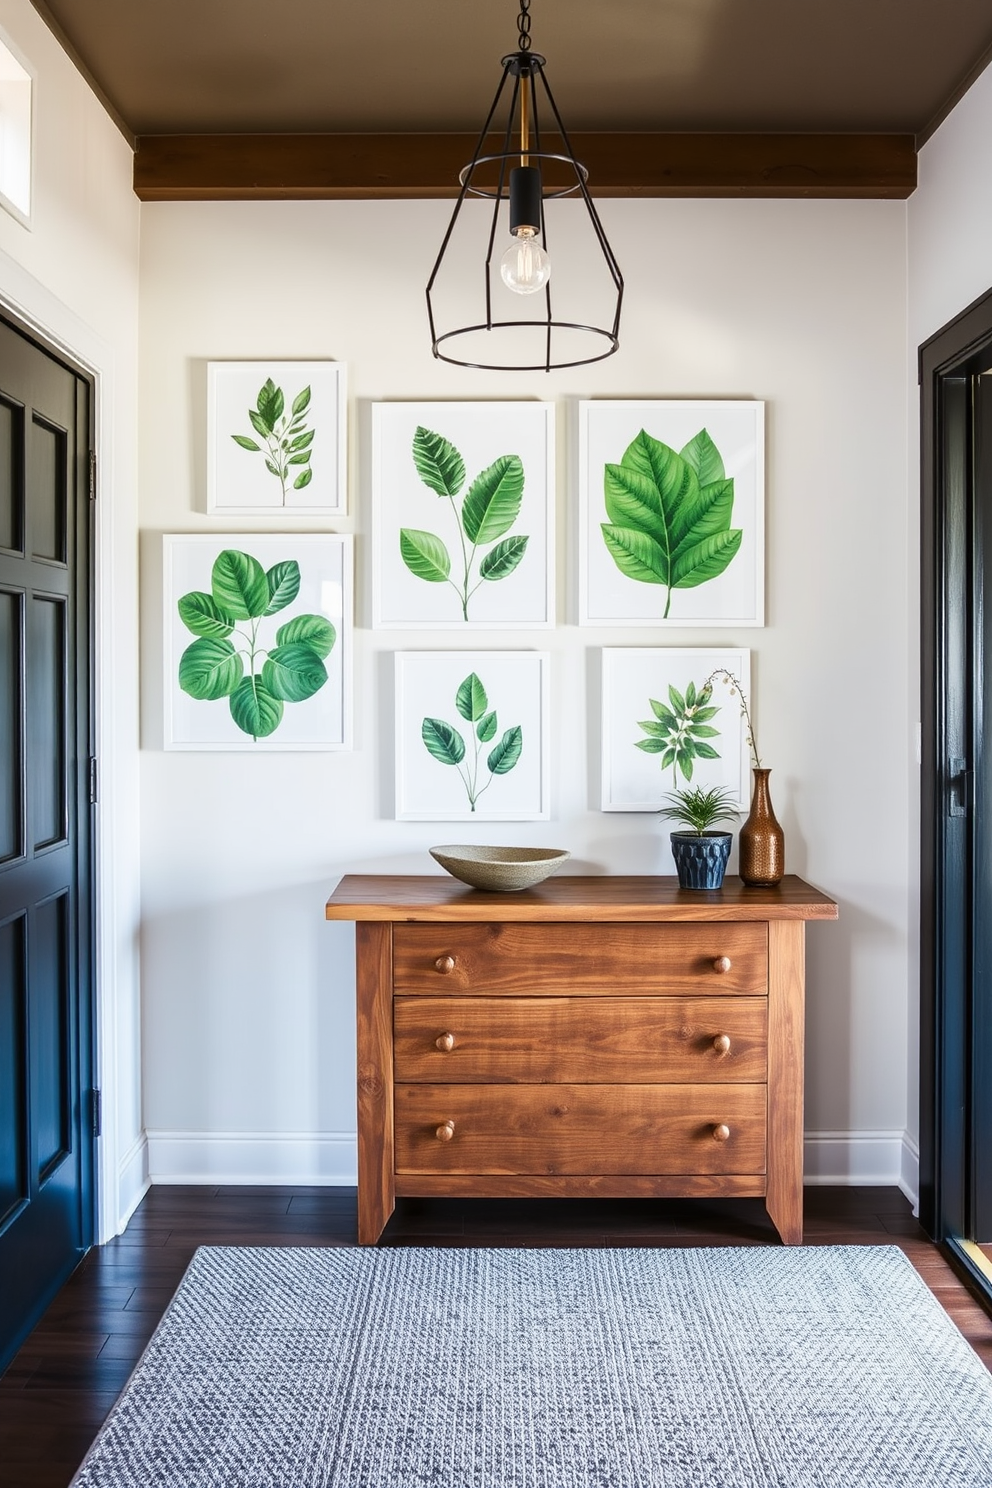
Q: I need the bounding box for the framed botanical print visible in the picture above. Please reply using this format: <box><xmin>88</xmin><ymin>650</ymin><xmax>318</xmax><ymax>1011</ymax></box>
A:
<box><xmin>395</xmin><ymin>651</ymin><xmax>550</xmax><ymax>820</ymax></box>
<box><xmin>601</xmin><ymin>647</ymin><xmax>752</xmax><ymax>811</ymax></box>
<box><xmin>372</xmin><ymin>401</ymin><xmax>555</xmax><ymax>629</ymax></box>
<box><xmin>579</xmin><ymin>400</ymin><xmax>764</xmax><ymax>626</ymax></box>
<box><xmin>163</xmin><ymin>533</ymin><xmax>352</xmax><ymax>750</ymax></box>
<box><xmin>207</xmin><ymin>361</ymin><xmax>347</xmax><ymax>514</ymax></box>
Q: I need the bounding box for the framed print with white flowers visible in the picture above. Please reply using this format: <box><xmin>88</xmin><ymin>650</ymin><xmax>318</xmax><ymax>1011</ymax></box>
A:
<box><xmin>163</xmin><ymin>533</ymin><xmax>352</xmax><ymax>750</ymax></box>
<box><xmin>395</xmin><ymin>651</ymin><xmax>550</xmax><ymax>820</ymax></box>
<box><xmin>206</xmin><ymin>361</ymin><xmax>347</xmax><ymax>514</ymax></box>
<box><xmin>601</xmin><ymin>647</ymin><xmax>751</xmax><ymax>812</ymax></box>
<box><xmin>579</xmin><ymin>400</ymin><xmax>764</xmax><ymax>626</ymax></box>
<box><xmin>372</xmin><ymin>401</ymin><xmax>555</xmax><ymax>629</ymax></box>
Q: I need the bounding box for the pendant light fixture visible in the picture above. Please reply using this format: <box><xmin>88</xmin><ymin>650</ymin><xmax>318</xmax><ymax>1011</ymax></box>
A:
<box><xmin>426</xmin><ymin>0</ymin><xmax>623</xmax><ymax>372</ymax></box>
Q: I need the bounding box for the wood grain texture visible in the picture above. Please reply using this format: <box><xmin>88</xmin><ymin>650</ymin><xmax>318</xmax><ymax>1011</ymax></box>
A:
<box><xmin>765</xmin><ymin>919</ymin><xmax>806</xmax><ymax>1246</ymax></box>
<box><xmin>392</xmin><ymin>922</ymin><xmax>768</xmax><ymax>995</ymax></box>
<box><xmin>393</xmin><ymin>996</ymin><xmax>768</xmax><ymax>1084</ymax></box>
<box><xmin>355</xmin><ymin>922</ymin><xmax>394</xmax><ymax>1245</ymax></box>
<box><xmin>132</xmin><ymin>132</ymin><xmax>917</xmax><ymax>202</ymax></box>
<box><xmin>394</xmin><ymin>1084</ymin><xmax>766</xmax><ymax>1176</ymax></box>
<box><xmin>327</xmin><ymin>874</ymin><xmax>839</xmax><ymax>923</ymax></box>
<box><xmin>393</xmin><ymin>1173</ymin><xmax>768</xmax><ymax>1200</ymax></box>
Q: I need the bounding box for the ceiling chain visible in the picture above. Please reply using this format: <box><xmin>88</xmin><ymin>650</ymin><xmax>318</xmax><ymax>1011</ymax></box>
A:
<box><xmin>517</xmin><ymin>0</ymin><xmax>532</xmax><ymax>52</ymax></box>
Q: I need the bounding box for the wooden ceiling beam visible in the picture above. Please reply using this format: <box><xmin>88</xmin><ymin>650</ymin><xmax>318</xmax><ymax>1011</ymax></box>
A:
<box><xmin>133</xmin><ymin>132</ymin><xmax>916</xmax><ymax>202</ymax></box>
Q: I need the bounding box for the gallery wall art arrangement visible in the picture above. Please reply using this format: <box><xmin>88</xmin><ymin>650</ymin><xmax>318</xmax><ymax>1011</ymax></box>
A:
<box><xmin>166</xmin><ymin>367</ymin><xmax>767</xmax><ymax>822</ymax></box>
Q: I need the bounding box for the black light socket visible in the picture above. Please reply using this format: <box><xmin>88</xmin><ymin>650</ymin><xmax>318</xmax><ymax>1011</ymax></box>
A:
<box><xmin>508</xmin><ymin>165</ymin><xmax>543</xmax><ymax>236</ymax></box>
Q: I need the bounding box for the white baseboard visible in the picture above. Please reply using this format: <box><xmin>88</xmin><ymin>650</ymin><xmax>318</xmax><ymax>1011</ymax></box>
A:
<box><xmin>145</xmin><ymin>1130</ymin><xmax>357</xmax><ymax>1186</ymax></box>
<box><xmin>900</xmin><ymin>1132</ymin><xmax>920</xmax><ymax>1211</ymax></box>
<box><xmin>114</xmin><ymin>1133</ymin><xmax>150</xmax><ymax>1237</ymax></box>
<box><xmin>143</xmin><ymin>1128</ymin><xmax>915</xmax><ymax>1199</ymax></box>
<box><xmin>803</xmin><ymin>1129</ymin><xmax>914</xmax><ymax>1191</ymax></box>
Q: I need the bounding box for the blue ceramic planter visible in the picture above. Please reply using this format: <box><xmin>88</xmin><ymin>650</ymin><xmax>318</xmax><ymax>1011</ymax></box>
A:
<box><xmin>670</xmin><ymin>832</ymin><xmax>732</xmax><ymax>890</ymax></box>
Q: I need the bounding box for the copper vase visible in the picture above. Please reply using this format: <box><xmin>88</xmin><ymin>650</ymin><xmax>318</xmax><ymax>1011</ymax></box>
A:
<box><xmin>739</xmin><ymin>768</ymin><xmax>784</xmax><ymax>886</ymax></box>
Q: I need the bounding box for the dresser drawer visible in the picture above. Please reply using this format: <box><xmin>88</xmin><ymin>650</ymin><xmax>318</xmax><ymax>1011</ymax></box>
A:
<box><xmin>394</xmin><ymin>996</ymin><xmax>768</xmax><ymax>1084</ymax></box>
<box><xmin>394</xmin><ymin>1083</ymin><xmax>766</xmax><ymax>1175</ymax></box>
<box><xmin>392</xmin><ymin>922</ymin><xmax>768</xmax><ymax>996</ymax></box>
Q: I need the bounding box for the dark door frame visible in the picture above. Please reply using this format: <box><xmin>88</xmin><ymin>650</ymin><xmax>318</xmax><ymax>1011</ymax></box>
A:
<box><xmin>0</xmin><ymin>304</ymin><xmax>96</xmax><ymax>1369</ymax></box>
<box><xmin>920</xmin><ymin>283</ymin><xmax>992</xmax><ymax>1299</ymax></box>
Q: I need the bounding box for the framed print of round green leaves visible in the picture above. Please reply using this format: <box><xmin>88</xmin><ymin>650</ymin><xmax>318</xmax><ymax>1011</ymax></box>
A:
<box><xmin>422</xmin><ymin>672</ymin><xmax>522</xmax><ymax>811</ymax></box>
<box><xmin>177</xmin><ymin>549</ymin><xmax>335</xmax><ymax>741</ymax></box>
<box><xmin>636</xmin><ymin>678</ymin><xmax>722</xmax><ymax>786</ymax></box>
<box><xmin>400</xmin><ymin>426</ymin><xmax>529</xmax><ymax>621</ymax></box>
<box><xmin>602</xmin><ymin>427</ymin><xmax>741</xmax><ymax>619</ymax></box>
<box><xmin>231</xmin><ymin>378</ymin><xmax>315</xmax><ymax>500</ymax></box>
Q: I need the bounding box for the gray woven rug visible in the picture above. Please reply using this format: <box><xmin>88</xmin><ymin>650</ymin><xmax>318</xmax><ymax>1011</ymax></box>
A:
<box><xmin>71</xmin><ymin>1245</ymin><xmax>992</xmax><ymax>1488</ymax></box>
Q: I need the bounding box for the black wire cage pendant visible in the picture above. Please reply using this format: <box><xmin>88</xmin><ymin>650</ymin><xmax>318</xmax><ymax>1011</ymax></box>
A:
<box><xmin>426</xmin><ymin>0</ymin><xmax>623</xmax><ymax>373</ymax></box>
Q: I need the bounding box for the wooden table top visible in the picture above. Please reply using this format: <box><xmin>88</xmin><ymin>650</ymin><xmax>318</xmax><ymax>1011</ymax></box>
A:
<box><xmin>325</xmin><ymin>874</ymin><xmax>838</xmax><ymax>923</ymax></box>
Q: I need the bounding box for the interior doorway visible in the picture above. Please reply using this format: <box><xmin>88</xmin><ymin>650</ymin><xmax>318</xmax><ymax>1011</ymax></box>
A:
<box><xmin>0</xmin><ymin>311</ymin><xmax>95</xmax><ymax>1371</ymax></box>
<box><xmin>920</xmin><ymin>285</ymin><xmax>992</xmax><ymax>1307</ymax></box>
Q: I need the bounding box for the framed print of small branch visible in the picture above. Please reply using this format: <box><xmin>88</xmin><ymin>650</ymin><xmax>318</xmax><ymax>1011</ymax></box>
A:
<box><xmin>372</xmin><ymin>402</ymin><xmax>555</xmax><ymax>629</ymax></box>
<box><xmin>163</xmin><ymin>533</ymin><xmax>352</xmax><ymax>750</ymax></box>
<box><xmin>578</xmin><ymin>400</ymin><xmax>764</xmax><ymax>626</ymax></box>
<box><xmin>395</xmin><ymin>651</ymin><xmax>550</xmax><ymax>820</ymax></box>
<box><xmin>206</xmin><ymin>361</ymin><xmax>347</xmax><ymax>514</ymax></box>
<box><xmin>601</xmin><ymin>647</ymin><xmax>751</xmax><ymax>811</ymax></box>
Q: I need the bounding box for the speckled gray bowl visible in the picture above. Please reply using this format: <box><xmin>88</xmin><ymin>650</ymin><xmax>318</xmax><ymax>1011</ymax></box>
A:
<box><xmin>429</xmin><ymin>845</ymin><xmax>570</xmax><ymax>892</ymax></box>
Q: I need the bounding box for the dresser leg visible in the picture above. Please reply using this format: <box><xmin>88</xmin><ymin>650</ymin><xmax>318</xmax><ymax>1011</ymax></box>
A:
<box><xmin>766</xmin><ymin>920</ymin><xmax>805</xmax><ymax>1245</ymax></box>
<box><xmin>356</xmin><ymin>922</ymin><xmax>395</xmax><ymax>1245</ymax></box>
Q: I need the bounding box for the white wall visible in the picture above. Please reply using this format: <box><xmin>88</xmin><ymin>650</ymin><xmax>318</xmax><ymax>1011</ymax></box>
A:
<box><xmin>0</xmin><ymin>1</ymin><xmax>142</xmax><ymax>1233</ymax></box>
<box><xmin>138</xmin><ymin>195</ymin><xmax>912</xmax><ymax>1188</ymax></box>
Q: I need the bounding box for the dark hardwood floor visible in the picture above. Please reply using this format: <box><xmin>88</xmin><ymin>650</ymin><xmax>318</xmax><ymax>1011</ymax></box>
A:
<box><xmin>2</xmin><ymin>1184</ymin><xmax>991</xmax><ymax>1487</ymax></box>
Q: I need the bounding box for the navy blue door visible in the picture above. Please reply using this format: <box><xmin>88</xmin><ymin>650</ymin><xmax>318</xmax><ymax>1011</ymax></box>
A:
<box><xmin>0</xmin><ymin>314</ymin><xmax>93</xmax><ymax>1371</ymax></box>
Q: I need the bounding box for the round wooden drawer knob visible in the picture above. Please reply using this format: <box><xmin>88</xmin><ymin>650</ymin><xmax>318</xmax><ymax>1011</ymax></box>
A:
<box><xmin>435</xmin><ymin>1120</ymin><xmax>455</xmax><ymax>1142</ymax></box>
<box><xmin>713</xmin><ymin>955</ymin><xmax>732</xmax><ymax>974</ymax></box>
<box><xmin>712</xmin><ymin>1034</ymin><xmax>732</xmax><ymax>1055</ymax></box>
<box><xmin>435</xmin><ymin>1032</ymin><xmax>456</xmax><ymax>1052</ymax></box>
<box><xmin>434</xmin><ymin>954</ymin><xmax>456</xmax><ymax>975</ymax></box>
<box><xmin>712</xmin><ymin>1123</ymin><xmax>731</xmax><ymax>1142</ymax></box>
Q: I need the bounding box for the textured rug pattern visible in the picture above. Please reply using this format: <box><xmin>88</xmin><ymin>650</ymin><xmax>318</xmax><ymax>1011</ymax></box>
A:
<box><xmin>71</xmin><ymin>1245</ymin><xmax>992</xmax><ymax>1488</ymax></box>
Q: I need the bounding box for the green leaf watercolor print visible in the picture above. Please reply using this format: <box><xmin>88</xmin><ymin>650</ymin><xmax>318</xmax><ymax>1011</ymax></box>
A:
<box><xmin>177</xmin><ymin>549</ymin><xmax>334</xmax><ymax>741</ymax></box>
<box><xmin>635</xmin><ymin>677</ymin><xmax>722</xmax><ymax>787</ymax></box>
<box><xmin>232</xmin><ymin>379</ymin><xmax>315</xmax><ymax>500</ymax></box>
<box><xmin>602</xmin><ymin>427</ymin><xmax>742</xmax><ymax>619</ymax></box>
<box><xmin>422</xmin><ymin>672</ymin><xmax>522</xmax><ymax>811</ymax></box>
<box><xmin>400</xmin><ymin>426</ymin><xmax>529</xmax><ymax>621</ymax></box>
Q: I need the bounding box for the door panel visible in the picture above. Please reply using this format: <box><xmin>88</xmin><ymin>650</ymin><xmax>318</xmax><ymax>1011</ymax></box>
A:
<box><xmin>0</xmin><ymin>587</ymin><xmax>22</xmax><ymax>861</ymax></box>
<box><xmin>0</xmin><ymin>315</ymin><xmax>93</xmax><ymax>1371</ymax></box>
<box><xmin>30</xmin><ymin>593</ymin><xmax>67</xmax><ymax>849</ymax></box>
<box><xmin>0</xmin><ymin>913</ymin><xmax>26</xmax><ymax>1224</ymax></box>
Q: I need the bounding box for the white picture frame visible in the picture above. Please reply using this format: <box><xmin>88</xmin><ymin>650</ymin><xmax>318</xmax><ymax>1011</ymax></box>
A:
<box><xmin>206</xmin><ymin>361</ymin><xmax>347</xmax><ymax>514</ymax></box>
<box><xmin>372</xmin><ymin>401</ymin><xmax>555</xmax><ymax>629</ymax></box>
<box><xmin>395</xmin><ymin>651</ymin><xmax>551</xmax><ymax>820</ymax></box>
<box><xmin>163</xmin><ymin>533</ymin><xmax>352</xmax><ymax>751</ymax></box>
<box><xmin>601</xmin><ymin>648</ymin><xmax>752</xmax><ymax>811</ymax></box>
<box><xmin>579</xmin><ymin>400</ymin><xmax>765</xmax><ymax>627</ymax></box>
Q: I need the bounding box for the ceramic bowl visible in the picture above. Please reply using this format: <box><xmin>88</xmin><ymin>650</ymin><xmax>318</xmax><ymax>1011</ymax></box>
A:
<box><xmin>429</xmin><ymin>844</ymin><xmax>570</xmax><ymax>892</ymax></box>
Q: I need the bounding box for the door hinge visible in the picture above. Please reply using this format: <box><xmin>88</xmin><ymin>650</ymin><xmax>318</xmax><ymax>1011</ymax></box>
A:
<box><xmin>88</xmin><ymin>756</ymin><xmax>98</xmax><ymax>805</ymax></box>
<box><xmin>88</xmin><ymin>449</ymin><xmax>96</xmax><ymax>501</ymax></box>
<box><xmin>948</xmin><ymin>757</ymin><xmax>974</xmax><ymax>818</ymax></box>
<box><xmin>88</xmin><ymin>1088</ymin><xmax>102</xmax><ymax>1139</ymax></box>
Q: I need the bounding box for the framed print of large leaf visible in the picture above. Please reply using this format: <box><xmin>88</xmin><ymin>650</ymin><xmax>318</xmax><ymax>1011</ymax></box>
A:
<box><xmin>579</xmin><ymin>401</ymin><xmax>764</xmax><ymax>626</ymax></box>
<box><xmin>206</xmin><ymin>361</ymin><xmax>347</xmax><ymax>515</ymax></box>
<box><xmin>372</xmin><ymin>402</ymin><xmax>555</xmax><ymax>629</ymax></box>
<box><xmin>394</xmin><ymin>651</ymin><xmax>550</xmax><ymax>820</ymax></box>
<box><xmin>163</xmin><ymin>533</ymin><xmax>352</xmax><ymax>750</ymax></box>
<box><xmin>600</xmin><ymin>647</ymin><xmax>752</xmax><ymax>813</ymax></box>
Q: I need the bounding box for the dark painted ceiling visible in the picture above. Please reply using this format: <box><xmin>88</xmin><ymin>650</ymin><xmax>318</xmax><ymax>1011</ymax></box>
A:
<box><xmin>30</xmin><ymin>0</ymin><xmax>992</xmax><ymax>143</ymax></box>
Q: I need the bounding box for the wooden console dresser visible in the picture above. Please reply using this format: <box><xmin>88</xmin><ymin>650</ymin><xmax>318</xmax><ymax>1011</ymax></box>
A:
<box><xmin>325</xmin><ymin>875</ymin><xmax>837</xmax><ymax>1245</ymax></box>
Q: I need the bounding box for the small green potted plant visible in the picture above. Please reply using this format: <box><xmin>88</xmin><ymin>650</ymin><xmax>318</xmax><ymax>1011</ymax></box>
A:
<box><xmin>659</xmin><ymin>785</ymin><xmax>740</xmax><ymax>889</ymax></box>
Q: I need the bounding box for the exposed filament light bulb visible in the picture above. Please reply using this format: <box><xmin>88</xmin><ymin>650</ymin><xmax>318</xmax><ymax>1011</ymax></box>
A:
<box><xmin>500</xmin><ymin>227</ymin><xmax>551</xmax><ymax>294</ymax></box>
